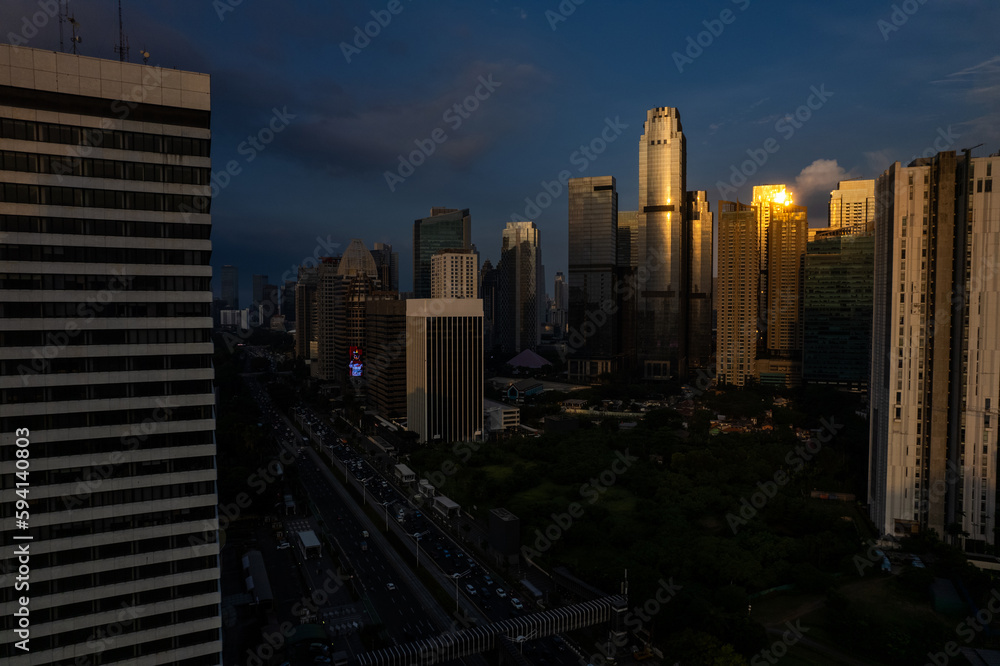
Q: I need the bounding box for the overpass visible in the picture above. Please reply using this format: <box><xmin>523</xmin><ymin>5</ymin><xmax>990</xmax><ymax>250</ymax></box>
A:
<box><xmin>355</xmin><ymin>595</ymin><xmax>627</xmax><ymax>666</ymax></box>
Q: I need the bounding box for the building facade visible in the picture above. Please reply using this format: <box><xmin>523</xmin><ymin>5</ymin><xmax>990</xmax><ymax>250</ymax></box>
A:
<box><xmin>687</xmin><ymin>190</ymin><xmax>713</xmax><ymax>370</ymax></box>
<box><xmin>716</xmin><ymin>201</ymin><xmax>759</xmax><ymax>387</ymax></box>
<box><xmin>497</xmin><ymin>221</ymin><xmax>543</xmax><ymax>353</ymax></box>
<box><xmin>869</xmin><ymin>150</ymin><xmax>1000</xmax><ymax>550</ymax></box>
<box><xmin>0</xmin><ymin>45</ymin><xmax>221</xmax><ymax>664</ymax></box>
<box><xmin>431</xmin><ymin>249</ymin><xmax>478</xmax><ymax>299</ymax></box>
<box><xmin>829</xmin><ymin>179</ymin><xmax>875</xmax><ymax>234</ymax></box>
<box><xmin>366</xmin><ymin>299</ymin><xmax>407</xmax><ymax>420</ymax></box>
<box><xmin>405</xmin><ymin>299</ymin><xmax>484</xmax><ymax>443</ymax></box>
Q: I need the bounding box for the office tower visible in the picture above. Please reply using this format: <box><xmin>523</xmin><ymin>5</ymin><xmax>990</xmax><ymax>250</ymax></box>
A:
<box><xmin>281</xmin><ymin>279</ymin><xmax>297</xmax><ymax>323</ymax></box>
<box><xmin>717</xmin><ymin>201</ymin><xmax>759</xmax><ymax>387</ymax></box>
<box><xmin>315</xmin><ymin>258</ymin><xmax>342</xmax><ymax>380</ymax></box>
<box><xmin>802</xmin><ymin>234</ymin><xmax>875</xmax><ymax>389</ymax></box>
<box><xmin>332</xmin><ymin>240</ymin><xmax>383</xmax><ymax>384</ymax></box>
<box><xmin>480</xmin><ymin>259</ymin><xmax>498</xmax><ymax>352</ymax></box>
<box><xmin>552</xmin><ymin>271</ymin><xmax>568</xmax><ymax>339</ymax></box>
<box><xmin>687</xmin><ymin>190</ymin><xmax>713</xmax><ymax>370</ymax></box>
<box><xmin>406</xmin><ymin>299</ymin><xmax>484</xmax><ymax>443</ymax></box>
<box><xmin>568</xmin><ymin>176</ymin><xmax>619</xmax><ymax>377</ymax></box>
<box><xmin>371</xmin><ymin>242</ymin><xmax>399</xmax><ymax>293</ymax></box>
<box><xmin>0</xmin><ymin>45</ymin><xmax>220</xmax><ymax>664</ymax></box>
<box><xmin>637</xmin><ymin>107</ymin><xmax>687</xmax><ymax>379</ymax></box>
<box><xmin>252</xmin><ymin>273</ymin><xmax>268</xmax><ymax>306</ymax></box>
<box><xmin>261</xmin><ymin>282</ymin><xmax>278</xmax><ymax>323</ymax></box>
<box><xmin>295</xmin><ymin>265</ymin><xmax>320</xmax><ymax>361</ymax></box>
<box><xmin>752</xmin><ymin>186</ymin><xmax>807</xmax><ymax>387</ymax></box>
<box><xmin>869</xmin><ymin>150</ymin><xmax>1000</xmax><ymax>550</ymax></box>
<box><xmin>829</xmin><ymin>179</ymin><xmax>876</xmax><ymax>234</ymax></box>
<box><xmin>221</xmin><ymin>264</ymin><xmax>239</xmax><ymax>310</ymax></box>
<box><xmin>431</xmin><ymin>249</ymin><xmax>478</xmax><ymax>298</ymax></box>
<box><xmin>617</xmin><ymin>210</ymin><xmax>639</xmax><ymax>267</ymax></box>
<box><xmin>366</xmin><ymin>299</ymin><xmax>407</xmax><ymax>419</ymax></box>
<box><xmin>413</xmin><ymin>208</ymin><xmax>471</xmax><ymax>298</ymax></box>
<box><xmin>497</xmin><ymin>221</ymin><xmax>543</xmax><ymax>353</ymax></box>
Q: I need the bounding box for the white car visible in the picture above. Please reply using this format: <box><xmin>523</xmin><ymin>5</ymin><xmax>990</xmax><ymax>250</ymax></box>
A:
<box><xmin>362</xmin><ymin>530</ymin><xmax>369</xmax><ymax>538</ymax></box>
<box><xmin>277</xmin><ymin>541</ymin><xmax>291</xmax><ymax>550</ymax></box>
<box><xmin>386</xmin><ymin>582</ymin><xmax>396</xmax><ymax>591</ymax></box>
<box><xmin>511</xmin><ymin>597</ymin><xmax>523</xmax><ymax>610</ymax></box>
<box><xmin>495</xmin><ymin>588</ymin><xmax>507</xmax><ymax>598</ymax></box>
<box><xmin>465</xmin><ymin>584</ymin><xmax>477</xmax><ymax>595</ymax></box>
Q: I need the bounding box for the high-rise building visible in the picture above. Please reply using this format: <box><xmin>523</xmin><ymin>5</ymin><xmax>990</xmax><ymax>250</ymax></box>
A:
<box><xmin>332</xmin><ymin>240</ymin><xmax>385</xmax><ymax>385</ymax></box>
<box><xmin>716</xmin><ymin>201</ymin><xmax>759</xmax><ymax>387</ymax></box>
<box><xmin>0</xmin><ymin>45</ymin><xmax>220</xmax><ymax>665</ymax></box>
<box><xmin>869</xmin><ymin>150</ymin><xmax>1000</xmax><ymax>550</ymax></box>
<box><xmin>295</xmin><ymin>264</ymin><xmax>320</xmax><ymax>361</ymax></box>
<box><xmin>413</xmin><ymin>208</ymin><xmax>471</xmax><ymax>298</ymax></box>
<box><xmin>753</xmin><ymin>186</ymin><xmax>807</xmax><ymax>387</ymax></box>
<box><xmin>281</xmin><ymin>279</ymin><xmax>297</xmax><ymax>323</ymax></box>
<box><xmin>802</xmin><ymin>234</ymin><xmax>874</xmax><ymax>389</ymax></box>
<box><xmin>637</xmin><ymin>107</ymin><xmax>687</xmax><ymax>379</ymax></box>
<box><xmin>221</xmin><ymin>264</ymin><xmax>239</xmax><ymax>310</ymax></box>
<box><xmin>617</xmin><ymin>210</ymin><xmax>639</xmax><ymax>267</ymax></box>
<box><xmin>480</xmin><ymin>259</ymin><xmax>498</xmax><ymax>353</ymax></box>
<box><xmin>366</xmin><ymin>299</ymin><xmax>407</xmax><ymax>419</ymax></box>
<box><xmin>431</xmin><ymin>249</ymin><xmax>478</xmax><ymax>298</ymax></box>
<box><xmin>497</xmin><ymin>221</ymin><xmax>543</xmax><ymax>353</ymax></box>
<box><xmin>687</xmin><ymin>190</ymin><xmax>714</xmax><ymax>370</ymax></box>
<box><xmin>829</xmin><ymin>179</ymin><xmax>875</xmax><ymax>234</ymax></box>
<box><xmin>252</xmin><ymin>273</ymin><xmax>268</xmax><ymax>306</ymax></box>
<box><xmin>406</xmin><ymin>299</ymin><xmax>484</xmax><ymax>443</ymax></box>
<box><xmin>315</xmin><ymin>257</ymin><xmax>341</xmax><ymax>379</ymax></box>
<box><xmin>568</xmin><ymin>176</ymin><xmax>619</xmax><ymax>365</ymax></box>
<box><xmin>551</xmin><ymin>271</ymin><xmax>568</xmax><ymax>339</ymax></box>
<box><xmin>371</xmin><ymin>242</ymin><xmax>399</xmax><ymax>293</ymax></box>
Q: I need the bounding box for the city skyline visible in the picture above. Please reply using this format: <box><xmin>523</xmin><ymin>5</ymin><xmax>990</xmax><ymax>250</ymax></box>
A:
<box><xmin>0</xmin><ymin>1</ymin><xmax>994</xmax><ymax>302</ymax></box>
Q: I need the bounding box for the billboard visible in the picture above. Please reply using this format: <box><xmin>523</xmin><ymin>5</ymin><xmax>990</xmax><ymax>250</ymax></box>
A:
<box><xmin>348</xmin><ymin>346</ymin><xmax>364</xmax><ymax>377</ymax></box>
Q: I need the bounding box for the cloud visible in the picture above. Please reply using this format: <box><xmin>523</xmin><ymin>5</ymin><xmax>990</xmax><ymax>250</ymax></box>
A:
<box><xmin>863</xmin><ymin>149</ymin><xmax>895</xmax><ymax>177</ymax></box>
<box><xmin>793</xmin><ymin>158</ymin><xmax>852</xmax><ymax>200</ymax></box>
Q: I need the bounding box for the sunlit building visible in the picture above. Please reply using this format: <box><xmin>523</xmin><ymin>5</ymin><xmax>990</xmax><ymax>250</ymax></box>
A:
<box><xmin>869</xmin><ymin>150</ymin><xmax>1000</xmax><ymax>550</ymax></box>
<box><xmin>431</xmin><ymin>249</ymin><xmax>478</xmax><ymax>299</ymax></box>
<box><xmin>717</xmin><ymin>201</ymin><xmax>759</xmax><ymax>387</ymax></box>
<box><xmin>496</xmin><ymin>221</ymin><xmax>543</xmax><ymax>353</ymax></box>
<box><xmin>687</xmin><ymin>190</ymin><xmax>713</xmax><ymax>370</ymax></box>
<box><xmin>829</xmin><ymin>179</ymin><xmax>875</xmax><ymax>234</ymax></box>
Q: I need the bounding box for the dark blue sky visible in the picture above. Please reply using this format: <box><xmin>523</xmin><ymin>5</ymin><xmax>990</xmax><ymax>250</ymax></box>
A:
<box><xmin>4</xmin><ymin>0</ymin><xmax>998</xmax><ymax>303</ymax></box>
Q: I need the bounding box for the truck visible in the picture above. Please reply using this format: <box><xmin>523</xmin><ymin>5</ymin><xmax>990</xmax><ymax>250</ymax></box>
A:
<box><xmin>296</xmin><ymin>530</ymin><xmax>322</xmax><ymax>560</ymax></box>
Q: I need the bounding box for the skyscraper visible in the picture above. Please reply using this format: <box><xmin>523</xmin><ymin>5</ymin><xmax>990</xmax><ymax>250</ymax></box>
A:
<box><xmin>716</xmin><ymin>201</ymin><xmax>759</xmax><ymax>387</ymax></box>
<box><xmin>295</xmin><ymin>264</ymin><xmax>320</xmax><ymax>361</ymax></box>
<box><xmin>802</xmin><ymin>234</ymin><xmax>874</xmax><ymax>389</ymax></box>
<box><xmin>366</xmin><ymin>299</ymin><xmax>407</xmax><ymax>420</ymax></box>
<box><xmin>637</xmin><ymin>107</ymin><xmax>687</xmax><ymax>379</ymax></box>
<box><xmin>252</xmin><ymin>273</ymin><xmax>268</xmax><ymax>306</ymax></box>
<box><xmin>480</xmin><ymin>259</ymin><xmax>498</xmax><ymax>353</ymax></box>
<box><xmin>497</xmin><ymin>221</ymin><xmax>543</xmax><ymax>353</ymax></box>
<box><xmin>406</xmin><ymin>299</ymin><xmax>484</xmax><ymax>443</ymax></box>
<box><xmin>617</xmin><ymin>210</ymin><xmax>639</xmax><ymax>267</ymax></box>
<box><xmin>0</xmin><ymin>45</ymin><xmax>220</xmax><ymax>664</ymax></box>
<box><xmin>431</xmin><ymin>249</ymin><xmax>478</xmax><ymax>298</ymax></box>
<box><xmin>829</xmin><ymin>179</ymin><xmax>876</xmax><ymax>234</ymax></box>
<box><xmin>568</xmin><ymin>176</ymin><xmax>619</xmax><ymax>375</ymax></box>
<box><xmin>281</xmin><ymin>279</ymin><xmax>297</xmax><ymax>323</ymax></box>
<box><xmin>413</xmin><ymin>208</ymin><xmax>471</xmax><ymax>298</ymax></box>
<box><xmin>687</xmin><ymin>190</ymin><xmax>714</xmax><ymax>370</ymax></box>
<box><xmin>869</xmin><ymin>150</ymin><xmax>1000</xmax><ymax>550</ymax></box>
<box><xmin>221</xmin><ymin>264</ymin><xmax>239</xmax><ymax>310</ymax></box>
<box><xmin>371</xmin><ymin>242</ymin><xmax>399</xmax><ymax>293</ymax></box>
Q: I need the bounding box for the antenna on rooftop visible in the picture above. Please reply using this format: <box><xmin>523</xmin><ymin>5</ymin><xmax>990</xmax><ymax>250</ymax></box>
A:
<box><xmin>69</xmin><ymin>15</ymin><xmax>81</xmax><ymax>54</ymax></box>
<box><xmin>141</xmin><ymin>48</ymin><xmax>150</xmax><ymax>65</ymax></box>
<box><xmin>114</xmin><ymin>0</ymin><xmax>130</xmax><ymax>62</ymax></box>
<box><xmin>58</xmin><ymin>0</ymin><xmax>66</xmax><ymax>52</ymax></box>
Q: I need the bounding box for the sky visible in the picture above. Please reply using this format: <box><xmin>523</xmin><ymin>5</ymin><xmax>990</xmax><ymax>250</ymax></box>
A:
<box><xmin>3</xmin><ymin>0</ymin><xmax>999</xmax><ymax>304</ymax></box>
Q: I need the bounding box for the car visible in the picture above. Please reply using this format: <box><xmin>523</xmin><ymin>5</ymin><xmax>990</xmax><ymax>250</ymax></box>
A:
<box><xmin>465</xmin><ymin>583</ymin><xmax>477</xmax><ymax>595</ymax></box>
<box><xmin>362</xmin><ymin>530</ymin><xmax>369</xmax><ymax>538</ymax></box>
<box><xmin>511</xmin><ymin>597</ymin><xmax>523</xmax><ymax>610</ymax></box>
<box><xmin>386</xmin><ymin>582</ymin><xmax>396</xmax><ymax>591</ymax></box>
<box><xmin>277</xmin><ymin>541</ymin><xmax>291</xmax><ymax>550</ymax></box>
<box><xmin>483</xmin><ymin>575</ymin><xmax>493</xmax><ymax>585</ymax></box>
<box><xmin>495</xmin><ymin>588</ymin><xmax>507</xmax><ymax>598</ymax></box>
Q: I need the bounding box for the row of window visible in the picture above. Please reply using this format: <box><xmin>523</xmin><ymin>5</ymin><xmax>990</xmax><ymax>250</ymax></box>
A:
<box><xmin>0</xmin><ymin>352</ymin><xmax>211</xmax><ymax>377</ymax></box>
<box><xmin>0</xmin><ymin>549</ymin><xmax>216</xmax><ymax>601</ymax></box>
<box><xmin>0</xmin><ymin>626</ymin><xmax>219</xmax><ymax>662</ymax></box>
<box><xmin>0</xmin><ymin>327</ymin><xmax>211</xmax><ymax>347</ymax></box>
<box><xmin>0</xmin><ymin>150</ymin><xmax>211</xmax><ymax>185</ymax></box>
<box><xmin>0</xmin><ymin>182</ymin><xmax>210</xmax><ymax>213</ymax></box>
<box><xmin>0</xmin><ymin>117</ymin><xmax>210</xmax><ymax>157</ymax></box>
<box><xmin>0</xmin><ymin>581</ymin><xmax>217</xmax><ymax>631</ymax></box>
<box><xmin>0</xmin><ymin>404</ymin><xmax>214</xmax><ymax>434</ymax></box>
<box><xmin>0</xmin><ymin>504</ymin><xmax>215</xmax><ymax>544</ymax></box>
<box><xmin>0</xmin><ymin>430</ymin><xmax>214</xmax><ymax>464</ymax></box>
<box><xmin>0</xmin><ymin>456</ymin><xmax>215</xmax><ymax>490</ymax></box>
<box><xmin>2</xmin><ymin>379</ymin><xmax>214</xmax><ymax>405</ymax></box>
<box><xmin>0</xmin><ymin>273</ymin><xmax>211</xmax><ymax>292</ymax></box>
<box><xmin>0</xmin><ymin>301</ymin><xmax>210</xmax><ymax>318</ymax></box>
<box><xmin>0</xmin><ymin>214</ymin><xmax>211</xmax><ymax>239</ymax></box>
<box><xmin>1</xmin><ymin>480</ymin><xmax>216</xmax><ymax>517</ymax></box>
<box><xmin>0</xmin><ymin>243</ymin><xmax>209</xmax><ymax>265</ymax></box>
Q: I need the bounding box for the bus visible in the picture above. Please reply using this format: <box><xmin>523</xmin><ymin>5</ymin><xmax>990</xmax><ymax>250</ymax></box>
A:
<box><xmin>297</xmin><ymin>530</ymin><xmax>322</xmax><ymax>560</ymax></box>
